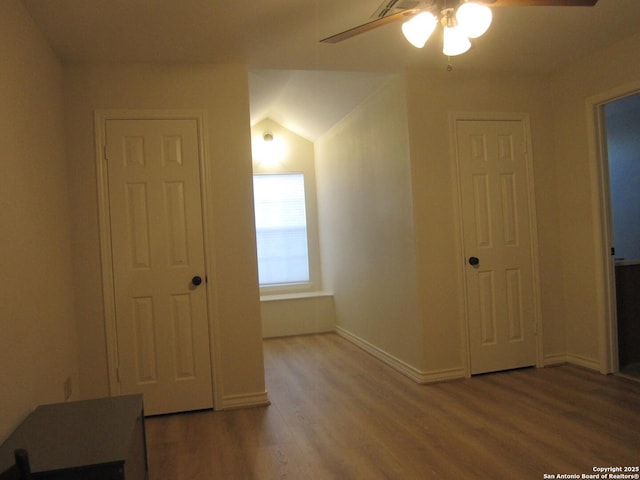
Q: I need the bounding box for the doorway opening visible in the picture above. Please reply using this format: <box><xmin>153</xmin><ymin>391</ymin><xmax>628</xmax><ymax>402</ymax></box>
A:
<box><xmin>603</xmin><ymin>92</ymin><xmax>640</xmax><ymax>380</ymax></box>
<box><xmin>588</xmin><ymin>84</ymin><xmax>640</xmax><ymax>379</ymax></box>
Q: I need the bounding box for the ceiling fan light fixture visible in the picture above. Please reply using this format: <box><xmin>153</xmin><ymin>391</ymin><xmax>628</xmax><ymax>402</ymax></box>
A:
<box><xmin>443</xmin><ymin>24</ymin><xmax>471</xmax><ymax>56</ymax></box>
<box><xmin>401</xmin><ymin>11</ymin><xmax>438</xmax><ymax>48</ymax></box>
<box><xmin>456</xmin><ymin>1</ymin><xmax>492</xmax><ymax>39</ymax></box>
<box><xmin>321</xmin><ymin>0</ymin><xmax>600</xmax><ymax>63</ymax></box>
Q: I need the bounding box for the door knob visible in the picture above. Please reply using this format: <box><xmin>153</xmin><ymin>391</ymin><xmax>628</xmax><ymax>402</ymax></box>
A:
<box><xmin>191</xmin><ymin>276</ymin><xmax>203</xmax><ymax>286</ymax></box>
<box><xmin>468</xmin><ymin>257</ymin><xmax>480</xmax><ymax>266</ymax></box>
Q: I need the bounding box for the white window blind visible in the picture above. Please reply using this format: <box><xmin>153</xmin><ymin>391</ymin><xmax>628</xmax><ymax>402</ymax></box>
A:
<box><xmin>253</xmin><ymin>173</ymin><xmax>309</xmax><ymax>286</ymax></box>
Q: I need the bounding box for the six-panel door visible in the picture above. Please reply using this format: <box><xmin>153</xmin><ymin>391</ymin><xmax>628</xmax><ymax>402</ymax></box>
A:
<box><xmin>105</xmin><ymin>118</ymin><xmax>213</xmax><ymax>415</ymax></box>
<box><xmin>456</xmin><ymin>119</ymin><xmax>538</xmax><ymax>375</ymax></box>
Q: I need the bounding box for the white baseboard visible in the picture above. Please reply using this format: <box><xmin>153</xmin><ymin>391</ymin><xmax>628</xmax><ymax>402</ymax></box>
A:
<box><xmin>543</xmin><ymin>353</ymin><xmax>569</xmax><ymax>366</ymax></box>
<box><xmin>335</xmin><ymin>326</ymin><xmax>466</xmax><ymax>384</ymax></box>
<box><xmin>565</xmin><ymin>353</ymin><xmax>600</xmax><ymax>371</ymax></box>
<box><xmin>221</xmin><ymin>391</ymin><xmax>270</xmax><ymax>410</ymax></box>
<box><xmin>544</xmin><ymin>353</ymin><xmax>600</xmax><ymax>371</ymax></box>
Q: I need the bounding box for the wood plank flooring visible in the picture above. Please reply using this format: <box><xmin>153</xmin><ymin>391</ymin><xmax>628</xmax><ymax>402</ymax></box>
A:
<box><xmin>145</xmin><ymin>334</ymin><xmax>640</xmax><ymax>479</ymax></box>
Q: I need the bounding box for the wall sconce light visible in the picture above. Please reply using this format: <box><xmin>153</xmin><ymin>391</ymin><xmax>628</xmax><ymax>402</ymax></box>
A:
<box><xmin>252</xmin><ymin>130</ymin><xmax>287</xmax><ymax>166</ymax></box>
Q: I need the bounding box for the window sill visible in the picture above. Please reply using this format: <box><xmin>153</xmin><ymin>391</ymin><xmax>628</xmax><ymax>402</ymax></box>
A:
<box><xmin>260</xmin><ymin>291</ymin><xmax>333</xmax><ymax>302</ymax></box>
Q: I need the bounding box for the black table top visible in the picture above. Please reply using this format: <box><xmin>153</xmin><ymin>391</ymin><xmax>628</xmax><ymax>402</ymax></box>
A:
<box><xmin>0</xmin><ymin>395</ymin><xmax>143</xmax><ymax>474</ymax></box>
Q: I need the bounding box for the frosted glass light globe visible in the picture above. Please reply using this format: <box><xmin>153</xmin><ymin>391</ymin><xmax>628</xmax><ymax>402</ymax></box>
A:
<box><xmin>456</xmin><ymin>2</ymin><xmax>492</xmax><ymax>39</ymax></box>
<box><xmin>443</xmin><ymin>25</ymin><xmax>471</xmax><ymax>56</ymax></box>
<box><xmin>402</xmin><ymin>11</ymin><xmax>438</xmax><ymax>48</ymax></box>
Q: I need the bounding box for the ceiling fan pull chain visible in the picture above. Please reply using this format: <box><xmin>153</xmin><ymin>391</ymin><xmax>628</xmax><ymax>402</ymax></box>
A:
<box><xmin>447</xmin><ymin>56</ymin><xmax>454</xmax><ymax>72</ymax></box>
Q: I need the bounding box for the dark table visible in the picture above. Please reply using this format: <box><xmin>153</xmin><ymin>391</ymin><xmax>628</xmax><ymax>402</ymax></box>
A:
<box><xmin>0</xmin><ymin>395</ymin><xmax>148</xmax><ymax>479</ymax></box>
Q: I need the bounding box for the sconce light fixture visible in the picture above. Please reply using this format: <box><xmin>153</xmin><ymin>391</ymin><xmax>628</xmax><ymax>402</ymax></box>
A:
<box><xmin>253</xmin><ymin>130</ymin><xmax>286</xmax><ymax>166</ymax></box>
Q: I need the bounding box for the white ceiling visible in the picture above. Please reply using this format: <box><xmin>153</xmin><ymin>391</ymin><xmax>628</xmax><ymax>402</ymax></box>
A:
<box><xmin>248</xmin><ymin>69</ymin><xmax>396</xmax><ymax>140</ymax></box>
<box><xmin>22</xmin><ymin>0</ymin><xmax>640</xmax><ymax>140</ymax></box>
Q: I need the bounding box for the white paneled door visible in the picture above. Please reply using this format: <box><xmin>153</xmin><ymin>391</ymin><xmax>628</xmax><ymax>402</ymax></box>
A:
<box><xmin>105</xmin><ymin>119</ymin><xmax>213</xmax><ymax>415</ymax></box>
<box><xmin>456</xmin><ymin>119</ymin><xmax>538</xmax><ymax>375</ymax></box>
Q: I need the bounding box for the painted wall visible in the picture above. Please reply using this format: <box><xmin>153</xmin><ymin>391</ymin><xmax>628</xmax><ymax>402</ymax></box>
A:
<box><xmin>315</xmin><ymin>70</ymin><xmax>562</xmax><ymax>378</ymax></box>
<box><xmin>63</xmin><ymin>63</ymin><xmax>266</xmax><ymax>406</ymax></box>
<box><xmin>551</xmin><ymin>31</ymin><xmax>640</xmax><ymax>367</ymax></box>
<box><xmin>406</xmin><ymin>70</ymin><xmax>560</xmax><ymax>374</ymax></box>
<box><xmin>276</xmin><ymin>70</ymin><xmax>560</xmax><ymax>378</ymax></box>
<box><xmin>315</xmin><ymin>33</ymin><xmax>640</xmax><ymax>377</ymax></box>
<box><xmin>0</xmin><ymin>0</ymin><xmax>78</xmax><ymax>441</ymax></box>
<box><xmin>605</xmin><ymin>94</ymin><xmax>640</xmax><ymax>262</ymax></box>
<box><xmin>261</xmin><ymin>294</ymin><xmax>336</xmax><ymax>338</ymax></box>
<box><xmin>316</xmin><ymin>76</ymin><xmax>424</xmax><ymax>372</ymax></box>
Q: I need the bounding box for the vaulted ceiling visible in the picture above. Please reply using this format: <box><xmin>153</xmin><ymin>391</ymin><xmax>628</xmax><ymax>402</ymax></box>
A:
<box><xmin>22</xmin><ymin>0</ymin><xmax>640</xmax><ymax>140</ymax></box>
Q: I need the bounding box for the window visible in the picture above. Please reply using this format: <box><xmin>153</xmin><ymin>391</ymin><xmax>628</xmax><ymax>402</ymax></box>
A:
<box><xmin>253</xmin><ymin>173</ymin><xmax>310</xmax><ymax>287</ymax></box>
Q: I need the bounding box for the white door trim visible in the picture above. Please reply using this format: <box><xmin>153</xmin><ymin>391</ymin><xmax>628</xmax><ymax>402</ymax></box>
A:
<box><xmin>586</xmin><ymin>81</ymin><xmax>640</xmax><ymax>374</ymax></box>
<box><xmin>450</xmin><ymin>112</ymin><xmax>544</xmax><ymax>376</ymax></box>
<box><xmin>94</xmin><ymin>109</ymin><xmax>223</xmax><ymax>409</ymax></box>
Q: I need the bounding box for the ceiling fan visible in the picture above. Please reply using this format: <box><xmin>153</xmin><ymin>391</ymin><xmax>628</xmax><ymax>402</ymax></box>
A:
<box><xmin>321</xmin><ymin>0</ymin><xmax>598</xmax><ymax>57</ymax></box>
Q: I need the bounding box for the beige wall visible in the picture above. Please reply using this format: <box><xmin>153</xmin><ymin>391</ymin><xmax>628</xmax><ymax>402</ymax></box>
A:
<box><xmin>316</xmin><ymin>76</ymin><xmax>424</xmax><ymax>372</ymax></box>
<box><xmin>261</xmin><ymin>294</ymin><xmax>336</xmax><ymax>338</ymax></box>
<box><xmin>551</xmin><ymin>31</ymin><xmax>640</xmax><ymax>368</ymax></box>
<box><xmin>255</xmin><ymin>32</ymin><xmax>640</xmax><ymax>379</ymax></box>
<box><xmin>316</xmin><ymin>70</ymin><xmax>561</xmax><ymax>379</ymax></box>
<box><xmin>406</xmin><ymin>69</ymin><xmax>561</xmax><ymax>374</ymax></box>
<box><xmin>0</xmin><ymin>0</ymin><xmax>78</xmax><ymax>440</ymax></box>
<box><xmin>64</xmin><ymin>63</ymin><xmax>266</xmax><ymax>405</ymax></box>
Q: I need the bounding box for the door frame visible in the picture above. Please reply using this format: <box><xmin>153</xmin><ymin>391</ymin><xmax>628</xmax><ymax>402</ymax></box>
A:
<box><xmin>94</xmin><ymin>109</ymin><xmax>222</xmax><ymax>409</ymax></box>
<box><xmin>586</xmin><ymin>81</ymin><xmax>640</xmax><ymax>374</ymax></box>
<box><xmin>450</xmin><ymin>112</ymin><xmax>544</xmax><ymax>376</ymax></box>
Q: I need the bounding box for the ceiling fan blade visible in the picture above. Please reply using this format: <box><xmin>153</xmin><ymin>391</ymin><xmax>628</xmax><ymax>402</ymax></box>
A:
<box><xmin>320</xmin><ymin>8</ymin><xmax>419</xmax><ymax>44</ymax></box>
<box><xmin>487</xmin><ymin>0</ymin><xmax>597</xmax><ymax>6</ymax></box>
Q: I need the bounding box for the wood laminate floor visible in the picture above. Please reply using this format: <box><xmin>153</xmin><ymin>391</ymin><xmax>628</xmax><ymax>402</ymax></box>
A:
<box><xmin>145</xmin><ymin>334</ymin><xmax>640</xmax><ymax>479</ymax></box>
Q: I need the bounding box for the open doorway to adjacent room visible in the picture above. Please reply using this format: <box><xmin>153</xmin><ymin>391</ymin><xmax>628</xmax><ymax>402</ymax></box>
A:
<box><xmin>603</xmin><ymin>91</ymin><xmax>640</xmax><ymax>380</ymax></box>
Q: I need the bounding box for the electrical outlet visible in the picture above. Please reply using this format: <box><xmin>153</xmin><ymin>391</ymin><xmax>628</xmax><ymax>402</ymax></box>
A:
<box><xmin>64</xmin><ymin>377</ymin><xmax>72</xmax><ymax>401</ymax></box>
